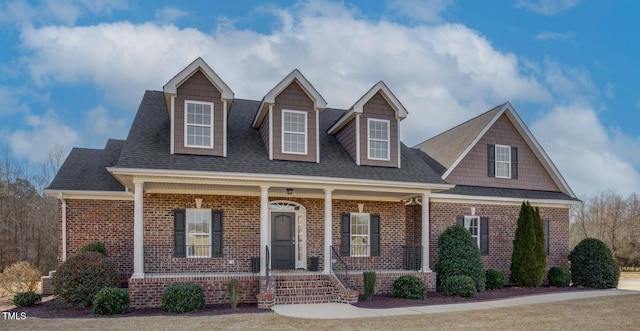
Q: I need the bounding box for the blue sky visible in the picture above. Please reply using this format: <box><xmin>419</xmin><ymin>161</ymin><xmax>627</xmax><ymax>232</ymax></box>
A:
<box><xmin>0</xmin><ymin>0</ymin><xmax>639</xmax><ymax>197</ymax></box>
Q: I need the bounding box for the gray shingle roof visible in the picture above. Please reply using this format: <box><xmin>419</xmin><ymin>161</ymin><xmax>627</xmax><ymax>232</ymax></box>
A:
<box><xmin>438</xmin><ymin>185</ymin><xmax>579</xmax><ymax>201</ymax></box>
<box><xmin>47</xmin><ymin>139</ymin><xmax>126</xmax><ymax>191</ymax></box>
<box><xmin>114</xmin><ymin>91</ymin><xmax>447</xmax><ymax>185</ymax></box>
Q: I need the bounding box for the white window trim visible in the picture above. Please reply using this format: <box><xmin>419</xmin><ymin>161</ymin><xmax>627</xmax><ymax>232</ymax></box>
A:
<box><xmin>186</xmin><ymin>209</ymin><xmax>212</xmax><ymax>258</ymax></box>
<box><xmin>281</xmin><ymin>109</ymin><xmax>308</xmax><ymax>155</ymax></box>
<box><xmin>350</xmin><ymin>213</ymin><xmax>370</xmax><ymax>257</ymax></box>
<box><xmin>495</xmin><ymin>144</ymin><xmax>511</xmax><ymax>179</ymax></box>
<box><xmin>184</xmin><ymin>100</ymin><xmax>214</xmax><ymax>149</ymax></box>
<box><xmin>367</xmin><ymin>118</ymin><xmax>390</xmax><ymax>161</ymax></box>
<box><xmin>464</xmin><ymin>215</ymin><xmax>480</xmax><ymax>248</ymax></box>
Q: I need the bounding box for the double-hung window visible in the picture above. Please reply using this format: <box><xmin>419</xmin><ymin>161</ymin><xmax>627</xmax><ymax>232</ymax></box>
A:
<box><xmin>463</xmin><ymin>216</ymin><xmax>480</xmax><ymax>248</ymax></box>
<box><xmin>495</xmin><ymin>145</ymin><xmax>511</xmax><ymax>178</ymax></box>
<box><xmin>368</xmin><ymin>119</ymin><xmax>390</xmax><ymax>160</ymax></box>
<box><xmin>186</xmin><ymin>210</ymin><xmax>211</xmax><ymax>258</ymax></box>
<box><xmin>185</xmin><ymin>101</ymin><xmax>214</xmax><ymax>148</ymax></box>
<box><xmin>282</xmin><ymin>109</ymin><xmax>307</xmax><ymax>154</ymax></box>
<box><xmin>350</xmin><ymin>213</ymin><xmax>370</xmax><ymax>257</ymax></box>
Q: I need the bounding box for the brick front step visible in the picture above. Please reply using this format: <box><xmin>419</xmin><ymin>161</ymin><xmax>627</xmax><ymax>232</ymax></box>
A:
<box><xmin>276</xmin><ymin>280</ymin><xmax>333</xmax><ymax>289</ymax></box>
<box><xmin>275</xmin><ymin>286</ymin><xmax>334</xmax><ymax>296</ymax></box>
<box><xmin>275</xmin><ymin>294</ymin><xmax>339</xmax><ymax>304</ymax></box>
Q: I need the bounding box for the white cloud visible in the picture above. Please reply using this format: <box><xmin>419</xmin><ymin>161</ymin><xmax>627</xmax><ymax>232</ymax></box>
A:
<box><xmin>84</xmin><ymin>105</ymin><xmax>129</xmax><ymax>143</ymax></box>
<box><xmin>516</xmin><ymin>0</ymin><xmax>581</xmax><ymax>15</ymax></box>
<box><xmin>154</xmin><ymin>6</ymin><xmax>188</xmax><ymax>25</ymax></box>
<box><xmin>534</xmin><ymin>31</ymin><xmax>574</xmax><ymax>41</ymax></box>
<box><xmin>531</xmin><ymin>104</ymin><xmax>640</xmax><ymax>196</ymax></box>
<box><xmin>0</xmin><ymin>86</ymin><xmax>31</xmax><ymax>116</ymax></box>
<box><xmin>0</xmin><ymin>0</ymin><xmax>126</xmax><ymax>26</ymax></box>
<box><xmin>4</xmin><ymin>110</ymin><xmax>81</xmax><ymax>162</ymax></box>
<box><xmin>19</xmin><ymin>1</ymin><xmax>550</xmax><ymax>146</ymax></box>
<box><xmin>386</xmin><ymin>0</ymin><xmax>453</xmax><ymax>22</ymax></box>
<box><xmin>543</xmin><ymin>58</ymin><xmax>596</xmax><ymax>102</ymax></box>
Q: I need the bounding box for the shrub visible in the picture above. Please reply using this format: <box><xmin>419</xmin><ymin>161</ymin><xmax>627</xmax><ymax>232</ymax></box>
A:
<box><xmin>443</xmin><ymin>275</ymin><xmax>477</xmax><ymax>298</ymax></box>
<box><xmin>79</xmin><ymin>241</ymin><xmax>108</xmax><ymax>256</ymax></box>
<box><xmin>0</xmin><ymin>261</ymin><xmax>42</xmax><ymax>294</ymax></box>
<box><xmin>228</xmin><ymin>279</ymin><xmax>239</xmax><ymax>310</ymax></box>
<box><xmin>485</xmin><ymin>269</ymin><xmax>506</xmax><ymax>290</ymax></box>
<box><xmin>391</xmin><ymin>275</ymin><xmax>426</xmax><ymax>299</ymax></box>
<box><xmin>13</xmin><ymin>291</ymin><xmax>41</xmax><ymax>307</ymax></box>
<box><xmin>510</xmin><ymin>202</ymin><xmax>546</xmax><ymax>287</ymax></box>
<box><xmin>161</xmin><ymin>283</ymin><xmax>206</xmax><ymax>313</ymax></box>
<box><xmin>434</xmin><ymin>224</ymin><xmax>486</xmax><ymax>292</ymax></box>
<box><xmin>569</xmin><ymin>238</ymin><xmax>619</xmax><ymax>288</ymax></box>
<box><xmin>52</xmin><ymin>252</ymin><xmax>118</xmax><ymax>307</ymax></box>
<box><xmin>363</xmin><ymin>271</ymin><xmax>376</xmax><ymax>300</ymax></box>
<box><xmin>92</xmin><ymin>287</ymin><xmax>130</xmax><ymax>315</ymax></box>
<box><xmin>547</xmin><ymin>266</ymin><xmax>571</xmax><ymax>287</ymax></box>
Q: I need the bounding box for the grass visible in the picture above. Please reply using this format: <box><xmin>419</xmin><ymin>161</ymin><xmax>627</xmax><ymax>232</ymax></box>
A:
<box><xmin>1</xmin><ymin>293</ymin><xmax>638</xmax><ymax>331</ymax></box>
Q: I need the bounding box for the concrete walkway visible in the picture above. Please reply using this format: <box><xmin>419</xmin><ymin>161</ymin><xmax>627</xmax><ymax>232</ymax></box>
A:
<box><xmin>272</xmin><ymin>285</ymin><xmax>640</xmax><ymax>319</ymax></box>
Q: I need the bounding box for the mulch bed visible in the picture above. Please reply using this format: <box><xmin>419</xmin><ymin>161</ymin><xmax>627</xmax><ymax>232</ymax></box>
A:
<box><xmin>353</xmin><ymin>285</ymin><xmax>592</xmax><ymax>309</ymax></box>
<box><xmin>5</xmin><ymin>286</ymin><xmax>593</xmax><ymax>318</ymax></box>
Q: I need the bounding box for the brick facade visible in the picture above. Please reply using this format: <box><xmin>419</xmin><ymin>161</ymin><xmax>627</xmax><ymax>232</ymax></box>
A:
<box><xmin>429</xmin><ymin>200</ymin><xmax>570</xmax><ymax>279</ymax></box>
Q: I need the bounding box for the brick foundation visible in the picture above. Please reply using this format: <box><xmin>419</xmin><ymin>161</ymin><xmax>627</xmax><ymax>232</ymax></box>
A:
<box><xmin>345</xmin><ymin>271</ymin><xmax>436</xmax><ymax>294</ymax></box>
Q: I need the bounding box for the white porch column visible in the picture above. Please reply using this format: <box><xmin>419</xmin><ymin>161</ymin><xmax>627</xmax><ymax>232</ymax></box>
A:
<box><xmin>323</xmin><ymin>189</ymin><xmax>333</xmax><ymax>274</ymax></box>
<box><xmin>421</xmin><ymin>194</ymin><xmax>431</xmax><ymax>272</ymax></box>
<box><xmin>132</xmin><ymin>181</ymin><xmax>144</xmax><ymax>278</ymax></box>
<box><xmin>260</xmin><ymin>186</ymin><xmax>269</xmax><ymax>276</ymax></box>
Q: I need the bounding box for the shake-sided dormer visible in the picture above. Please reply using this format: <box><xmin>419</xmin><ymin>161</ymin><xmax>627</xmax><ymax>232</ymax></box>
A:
<box><xmin>328</xmin><ymin>81</ymin><xmax>408</xmax><ymax>168</ymax></box>
<box><xmin>163</xmin><ymin>57</ymin><xmax>234</xmax><ymax>157</ymax></box>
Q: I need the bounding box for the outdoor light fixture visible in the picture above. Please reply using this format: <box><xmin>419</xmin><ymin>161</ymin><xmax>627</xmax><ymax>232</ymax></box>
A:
<box><xmin>286</xmin><ymin>188</ymin><xmax>294</xmax><ymax>195</ymax></box>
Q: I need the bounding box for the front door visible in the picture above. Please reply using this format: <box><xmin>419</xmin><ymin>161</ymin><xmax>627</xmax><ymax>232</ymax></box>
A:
<box><xmin>271</xmin><ymin>212</ymin><xmax>295</xmax><ymax>270</ymax></box>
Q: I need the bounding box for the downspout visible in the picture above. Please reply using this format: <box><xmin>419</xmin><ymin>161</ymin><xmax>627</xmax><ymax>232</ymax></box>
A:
<box><xmin>58</xmin><ymin>192</ymin><xmax>67</xmax><ymax>262</ymax></box>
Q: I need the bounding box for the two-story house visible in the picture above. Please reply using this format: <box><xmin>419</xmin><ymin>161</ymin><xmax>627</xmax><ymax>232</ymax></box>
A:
<box><xmin>45</xmin><ymin>58</ymin><xmax>578</xmax><ymax>308</ymax></box>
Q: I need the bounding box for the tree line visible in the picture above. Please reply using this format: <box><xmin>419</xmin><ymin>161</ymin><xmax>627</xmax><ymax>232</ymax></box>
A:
<box><xmin>571</xmin><ymin>191</ymin><xmax>640</xmax><ymax>269</ymax></box>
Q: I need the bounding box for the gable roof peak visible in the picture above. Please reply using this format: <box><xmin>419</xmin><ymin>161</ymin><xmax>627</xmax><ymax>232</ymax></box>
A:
<box><xmin>253</xmin><ymin>68</ymin><xmax>327</xmax><ymax>128</ymax></box>
<box><xmin>163</xmin><ymin>57</ymin><xmax>234</xmax><ymax>100</ymax></box>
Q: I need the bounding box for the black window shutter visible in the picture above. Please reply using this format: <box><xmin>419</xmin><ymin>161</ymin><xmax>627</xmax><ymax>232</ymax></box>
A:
<box><xmin>370</xmin><ymin>214</ymin><xmax>381</xmax><ymax>257</ymax></box>
<box><xmin>511</xmin><ymin>147</ymin><xmax>518</xmax><ymax>179</ymax></box>
<box><xmin>487</xmin><ymin>144</ymin><xmax>495</xmax><ymax>177</ymax></box>
<box><xmin>456</xmin><ymin>215</ymin><xmax>464</xmax><ymax>226</ymax></box>
<box><xmin>340</xmin><ymin>213</ymin><xmax>350</xmax><ymax>256</ymax></box>
<box><xmin>212</xmin><ymin>211</ymin><xmax>223</xmax><ymax>257</ymax></box>
<box><xmin>174</xmin><ymin>209</ymin><xmax>186</xmax><ymax>258</ymax></box>
<box><xmin>543</xmin><ymin>218</ymin><xmax>550</xmax><ymax>255</ymax></box>
<box><xmin>480</xmin><ymin>217</ymin><xmax>489</xmax><ymax>256</ymax></box>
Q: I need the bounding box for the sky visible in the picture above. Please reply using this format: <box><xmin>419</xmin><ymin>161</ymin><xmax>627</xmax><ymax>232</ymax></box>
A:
<box><xmin>0</xmin><ymin>0</ymin><xmax>639</xmax><ymax>198</ymax></box>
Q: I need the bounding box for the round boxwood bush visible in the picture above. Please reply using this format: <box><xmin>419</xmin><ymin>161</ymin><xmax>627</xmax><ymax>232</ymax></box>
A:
<box><xmin>485</xmin><ymin>269</ymin><xmax>506</xmax><ymax>290</ymax></box>
<box><xmin>161</xmin><ymin>283</ymin><xmax>206</xmax><ymax>313</ymax></box>
<box><xmin>434</xmin><ymin>224</ymin><xmax>486</xmax><ymax>292</ymax></box>
<box><xmin>79</xmin><ymin>241</ymin><xmax>108</xmax><ymax>256</ymax></box>
<box><xmin>13</xmin><ymin>291</ymin><xmax>41</xmax><ymax>307</ymax></box>
<box><xmin>569</xmin><ymin>238</ymin><xmax>619</xmax><ymax>288</ymax></box>
<box><xmin>547</xmin><ymin>266</ymin><xmax>571</xmax><ymax>287</ymax></box>
<box><xmin>0</xmin><ymin>261</ymin><xmax>41</xmax><ymax>294</ymax></box>
<box><xmin>92</xmin><ymin>287</ymin><xmax>130</xmax><ymax>315</ymax></box>
<box><xmin>391</xmin><ymin>275</ymin><xmax>426</xmax><ymax>299</ymax></box>
<box><xmin>443</xmin><ymin>275</ymin><xmax>477</xmax><ymax>297</ymax></box>
<box><xmin>52</xmin><ymin>252</ymin><xmax>118</xmax><ymax>307</ymax></box>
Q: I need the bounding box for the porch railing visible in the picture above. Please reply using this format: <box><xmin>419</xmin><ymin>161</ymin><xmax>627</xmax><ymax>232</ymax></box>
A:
<box><xmin>330</xmin><ymin>245</ymin><xmax>349</xmax><ymax>289</ymax></box>
<box><xmin>143</xmin><ymin>244</ymin><xmax>260</xmax><ymax>274</ymax></box>
<box><xmin>265</xmin><ymin>245</ymin><xmax>271</xmax><ymax>292</ymax></box>
<box><xmin>330</xmin><ymin>245</ymin><xmax>422</xmax><ymax>272</ymax></box>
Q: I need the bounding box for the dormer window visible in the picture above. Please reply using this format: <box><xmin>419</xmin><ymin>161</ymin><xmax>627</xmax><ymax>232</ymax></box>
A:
<box><xmin>282</xmin><ymin>109</ymin><xmax>307</xmax><ymax>154</ymax></box>
<box><xmin>368</xmin><ymin>118</ymin><xmax>390</xmax><ymax>160</ymax></box>
<box><xmin>185</xmin><ymin>100</ymin><xmax>214</xmax><ymax>148</ymax></box>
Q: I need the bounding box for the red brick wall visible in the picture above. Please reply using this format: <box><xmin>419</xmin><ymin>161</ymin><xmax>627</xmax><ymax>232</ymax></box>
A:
<box><xmin>60</xmin><ymin>199</ymin><xmax>134</xmax><ymax>276</ymax></box>
<box><xmin>429</xmin><ymin>200</ymin><xmax>570</xmax><ymax>279</ymax></box>
<box><xmin>346</xmin><ymin>271</ymin><xmax>436</xmax><ymax>294</ymax></box>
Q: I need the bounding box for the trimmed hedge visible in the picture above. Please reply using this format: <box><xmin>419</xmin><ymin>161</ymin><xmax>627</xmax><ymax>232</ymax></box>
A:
<box><xmin>92</xmin><ymin>287</ymin><xmax>130</xmax><ymax>315</ymax></box>
<box><xmin>161</xmin><ymin>283</ymin><xmax>206</xmax><ymax>313</ymax></box>
<box><xmin>485</xmin><ymin>269</ymin><xmax>506</xmax><ymax>290</ymax></box>
<box><xmin>547</xmin><ymin>266</ymin><xmax>571</xmax><ymax>287</ymax></box>
<box><xmin>79</xmin><ymin>241</ymin><xmax>108</xmax><ymax>256</ymax></box>
<box><xmin>363</xmin><ymin>271</ymin><xmax>376</xmax><ymax>300</ymax></box>
<box><xmin>391</xmin><ymin>275</ymin><xmax>426</xmax><ymax>299</ymax></box>
<box><xmin>569</xmin><ymin>238</ymin><xmax>619</xmax><ymax>288</ymax></box>
<box><xmin>13</xmin><ymin>292</ymin><xmax>41</xmax><ymax>307</ymax></box>
<box><xmin>52</xmin><ymin>252</ymin><xmax>118</xmax><ymax>307</ymax></box>
<box><xmin>443</xmin><ymin>275</ymin><xmax>477</xmax><ymax>298</ymax></box>
<box><xmin>228</xmin><ymin>279</ymin><xmax>239</xmax><ymax>310</ymax></box>
<box><xmin>434</xmin><ymin>224</ymin><xmax>486</xmax><ymax>292</ymax></box>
